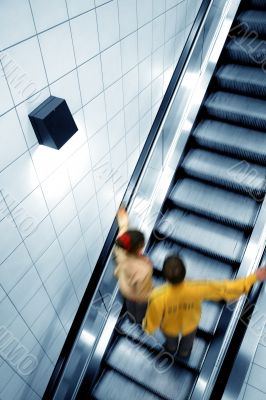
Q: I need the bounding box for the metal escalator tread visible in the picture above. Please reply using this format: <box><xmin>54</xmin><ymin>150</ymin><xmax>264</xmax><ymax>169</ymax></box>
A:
<box><xmin>225</xmin><ymin>37</ymin><xmax>266</xmax><ymax>66</ymax></box>
<box><xmin>237</xmin><ymin>10</ymin><xmax>266</xmax><ymax>37</ymax></box>
<box><xmin>170</xmin><ymin>178</ymin><xmax>258</xmax><ymax>229</ymax></box>
<box><xmin>204</xmin><ymin>91</ymin><xmax>266</xmax><ymax>130</ymax></box>
<box><xmin>193</xmin><ymin>119</ymin><xmax>266</xmax><ymax>164</ymax></box>
<box><xmin>149</xmin><ymin>241</ymin><xmax>234</xmax><ymax>280</ymax></box>
<box><xmin>182</xmin><ymin>148</ymin><xmax>266</xmax><ymax>198</ymax></box>
<box><xmin>247</xmin><ymin>0</ymin><xmax>266</xmax><ymax>9</ymax></box>
<box><xmin>157</xmin><ymin>208</ymin><xmax>246</xmax><ymax>263</ymax></box>
<box><xmin>215</xmin><ymin>64</ymin><xmax>266</xmax><ymax>98</ymax></box>
<box><xmin>106</xmin><ymin>337</ymin><xmax>196</xmax><ymax>400</ymax></box>
<box><xmin>118</xmin><ymin>318</ymin><xmax>209</xmax><ymax>371</ymax></box>
<box><xmin>92</xmin><ymin>369</ymin><xmax>162</xmax><ymax>400</ymax></box>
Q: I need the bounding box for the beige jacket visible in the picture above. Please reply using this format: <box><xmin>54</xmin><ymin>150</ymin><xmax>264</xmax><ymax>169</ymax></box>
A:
<box><xmin>114</xmin><ymin>247</ymin><xmax>153</xmax><ymax>303</ymax></box>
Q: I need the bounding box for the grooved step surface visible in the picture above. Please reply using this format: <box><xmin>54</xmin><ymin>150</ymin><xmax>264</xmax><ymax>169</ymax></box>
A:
<box><xmin>182</xmin><ymin>148</ymin><xmax>266</xmax><ymax>199</ymax></box>
<box><xmin>215</xmin><ymin>64</ymin><xmax>266</xmax><ymax>98</ymax></box>
<box><xmin>92</xmin><ymin>369</ymin><xmax>163</xmax><ymax>400</ymax></box>
<box><xmin>237</xmin><ymin>10</ymin><xmax>266</xmax><ymax>37</ymax></box>
<box><xmin>106</xmin><ymin>337</ymin><xmax>196</xmax><ymax>400</ymax></box>
<box><xmin>225</xmin><ymin>37</ymin><xmax>266</xmax><ymax>66</ymax></box>
<box><xmin>157</xmin><ymin>208</ymin><xmax>247</xmax><ymax>263</ymax></box>
<box><xmin>204</xmin><ymin>91</ymin><xmax>266</xmax><ymax>130</ymax></box>
<box><xmin>193</xmin><ymin>119</ymin><xmax>266</xmax><ymax>164</ymax></box>
<box><xmin>170</xmin><ymin>178</ymin><xmax>258</xmax><ymax>229</ymax></box>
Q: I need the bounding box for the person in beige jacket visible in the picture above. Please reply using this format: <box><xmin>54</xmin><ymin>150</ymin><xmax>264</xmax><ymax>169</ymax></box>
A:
<box><xmin>114</xmin><ymin>208</ymin><xmax>153</xmax><ymax>323</ymax></box>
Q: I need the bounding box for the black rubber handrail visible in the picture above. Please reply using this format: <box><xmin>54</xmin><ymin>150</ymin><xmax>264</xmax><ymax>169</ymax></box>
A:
<box><xmin>44</xmin><ymin>1</ymin><xmax>212</xmax><ymax>398</ymax></box>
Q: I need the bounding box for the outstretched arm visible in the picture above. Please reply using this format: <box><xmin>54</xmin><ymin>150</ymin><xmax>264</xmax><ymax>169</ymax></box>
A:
<box><xmin>116</xmin><ymin>207</ymin><xmax>129</xmax><ymax>235</ymax></box>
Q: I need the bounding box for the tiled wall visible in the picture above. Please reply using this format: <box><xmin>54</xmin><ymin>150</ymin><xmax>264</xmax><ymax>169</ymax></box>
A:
<box><xmin>0</xmin><ymin>0</ymin><xmax>202</xmax><ymax>398</ymax></box>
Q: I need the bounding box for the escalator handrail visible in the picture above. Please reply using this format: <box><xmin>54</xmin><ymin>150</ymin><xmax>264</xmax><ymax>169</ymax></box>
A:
<box><xmin>43</xmin><ymin>1</ymin><xmax>213</xmax><ymax>398</ymax></box>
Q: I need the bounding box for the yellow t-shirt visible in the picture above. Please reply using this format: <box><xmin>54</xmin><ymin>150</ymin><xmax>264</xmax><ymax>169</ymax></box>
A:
<box><xmin>143</xmin><ymin>274</ymin><xmax>257</xmax><ymax>336</ymax></box>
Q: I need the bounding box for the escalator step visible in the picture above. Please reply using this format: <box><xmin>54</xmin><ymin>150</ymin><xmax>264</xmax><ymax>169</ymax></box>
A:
<box><xmin>156</xmin><ymin>208</ymin><xmax>247</xmax><ymax>263</ymax></box>
<box><xmin>118</xmin><ymin>317</ymin><xmax>209</xmax><ymax>371</ymax></box>
<box><xmin>245</xmin><ymin>0</ymin><xmax>266</xmax><ymax>9</ymax></box>
<box><xmin>237</xmin><ymin>10</ymin><xmax>266</xmax><ymax>37</ymax></box>
<box><xmin>170</xmin><ymin>178</ymin><xmax>258</xmax><ymax>229</ymax></box>
<box><xmin>204</xmin><ymin>91</ymin><xmax>266</xmax><ymax>130</ymax></box>
<box><xmin>106</xmin><ymin>337</ymin><xmax>196</xmax><ymax>400</ymax></box>
<box><xmin>215</xmin><ymin>64</ymin><xmax>266</xmax><ymax>98</ymax></box>
<box><xmin>149</xmin><ymin>241</ymin><xmax>234</xmax><ymax>280</ymax></box>
<box><xmin>193</xmin><ymin>119</ymin><xmax>266</xmax><ymax>164</ymax></box>
<box><xmin>92</xmin><ymin>369</ymin><xmax>162</xmax><ymax>400</ymax></box>
<box><xmin>225</xmin><ymin>37</ymin><xmax>266</xmax><ymax>67</ymax></box>
<box><xmin>181</xmin><ymin>148</ymin><xmax>266</xmax><ymax>199</ymax></box>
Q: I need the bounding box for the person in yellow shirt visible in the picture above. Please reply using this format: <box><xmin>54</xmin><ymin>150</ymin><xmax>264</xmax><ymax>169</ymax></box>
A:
<box><xmin>114</xmin><ymin>208</ymin><xmax>153</xmax><ymax>323</ymax></box>
<box><xmin>143</xmin><ymin>255</ymin><xmax>266</xmax><ymax>358</ymax></box>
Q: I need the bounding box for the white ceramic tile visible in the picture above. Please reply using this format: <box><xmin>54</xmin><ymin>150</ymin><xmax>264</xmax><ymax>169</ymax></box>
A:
<box><xmin>163</xmin><ymin>65</ymin><xmax>174</xmax><ymax>93</ymax></box>
<box><xmin>152</xmin><ymin>99</ymin><xmax>161</xmax><ymax>119</ymax></box>
<box><xmin>59</xmin><ymin>291</ymin><xmax>79</xmax><ymax>327</ymax></box>
<box><xmin>50</xmin><ymin>193</ymin><xmax>77</xmax><ymax>235</ymax></box>
<box><xmin>118</xmin><ymin>0</ymin><xmax>137</xmax><ymax>39</ymax></box>
<box><xmin>0</xmin><ymin>151</ymin><xmax>39</xmax><ymax>208</ymax></box>
<box><xmin>65</xmin><ymin>238</ymin><xmax>88</xmax><ymax>273</ymax></box>
<box><xmin>21</xmin><ymin>285</ymin><xmax>50</xmax><ymax>327</ymax></box>
<box><xmin>59</xmin><ymin>217</ymin><xmax>82</xmax><ymax>255</ymax></box>
<box><xmin>35</xmin><ymin>240</ymin><xmax>63</xmax><ymax>281</ymax></box>
<box><xmin>97</xmin><ymin>174</ymin><xmax>115</xmax><ymax>211</ymax></box>
<box><xmin>0</xmin><ymin>64</ymin><xmax>13</xmax><ymax>116</ymax></box>
<box><xmin>139</xmin><ymin>84</ymin><xmax>152</xmax><ymax>117</ymax></box>
<box><xmin>186</xmin><ymin>0</ymin><xmax>201</xmax><ymax>26</ymax></box>
<box><xmin>101</xmin><ymin>43</ymin><xmax>122</xmax><ymax>88</ymax></box>
<box><xmin>243</xmin><ymin>385</ymin><xmax>266</xmax><ymax>400</ymax></box>
<box><xmin>0</xmin><ymin>0</ymin><xmax>35</xmax><ymax>50</ymax></box>
<box><xmin>152</xmin><ymin>46</ymin><xmax>164</xmax><ymax>80</ymax></box>
<box><xmin>30</xmin><ymin>144</ymin><xmax>63</xmax><ymax>183</ymax></box>
<box><xmin>99</xmin><ymin>198</ymin><xmax>116</xmax><ymax>232</ymax></box>
<box><xmin>164</xmin><ymin>36</ymin><xmax>175</xmax><ymax>69</ymax></box>
<box><xmin>79</xmin><ymin>195</ymin><xmax>99</xmax><ymax>233</ymax></box>
<box><xmin>153</xmin><ymin>14</ymin><xmax>165</xmax><ymax>51</ymax></box>
<box><xmin>0</xmin><ymin>362</ymin><xmax>14</xmax><ymax>393</ymax></box>
<box><xmin>121</xmin><ymin>32</ymin><xmax>138</xmax><ymax>74</ymax></box>
<box><xmin>127</xmin><ymin>145</ymin><xmax>140</xmax><ymax>177</ymax></box>
<box><xmin>138</xmin><ymin>22</ymin><xmax>152</xmax><ymax>61</ymax></box>
<box><xmin>126</xmin><ymin>122</ymin><xmax>139</xmax><ymax>154</ymax></box>
<box><xmin>140</xmin><ymin>110</ymin><xmax>151</xmax><ymax>151</ymax></box>
<box><xmin>0</xmin><ymin>243</ymin><xmax>32</xmax><ymax>293</ymax></box>
<box><xmin>78</xmin><ymin>55</ymin><xmax>103</xmax><ymax>105</ymax></box>
<box><xmin>13</xmin><ymin>186</ymin><xmax>49</xmax><ymax>239</ymax></box>
<box><xmin>95</xmin><ymin>0</ymin><xmax>110</xmax><ymax>5</ymax></box>
<box><xmin>9</xmin><ymin>265</ymin><xmax>42</xmax><ymax>311</ymax></box>
<box><xmin>112</xmin><ymin>162</ymin><xmax>128</xmax><ymax>207</ymax></box>
<box><xmin>96</xmin><ymin>0</ymin><xmax>119</xmax><ymax>51</ymax></box>
<box><xmin>42</xmin><ymin>166</ymin><xmax>71</xmax><ymax>210</ymax></box>
<box><xmin>24</xmin><ymin>216</ymin><xmax>56</xmax><ymax>262</ymax></box>
<box><xmin>176</xmin><ymin>0</ymin><xmax>187</xmax><ymax>33</ymax></box>
<box><xmin>110</xmin><ymin>138</ymin><xmax>127</xmax><ymax>172</ymax></box>
<box><xmin>0</xmin><ymin>296</ymin><xmax>18</xmax><ymax>327</ymax></box>
<box><xmin>139</xmin><ymin>56</ymin><xmax>152</xmax><ymax>92</ymax></box>
<box><xmin>87</xmin><ymin>234</ymin><xmax>104</xmax><ymax>268</ymax></box>
<box><xmin>45</xmin><ymin>261</ymin><xmax>69</xmax><ymax>299</ymax></box>
<box><xmin>89</xmin><ymin>125</ymin><xmax>110</xmax><ymax>167</ymax></box>
<box><xmin>50</xmin><ymin>70</ymin><xmax>82</xmax><ymax>114</ymax></box>
<box><xmin>72</xmin><ymin>258</ymin><xmax>90</xmax><ymax>289</ymax></box>
<box><xmin>92</xmin><ymin>153</ymin><xmax>113</xmax><ymax>191</ymax></box>
<box><xmin>0</xmin><ymin>109</ymin><xmax>27</xmax><ymax>172</ymax></box>
<box><xmin>84</xmin><ymin>93</ymin><xmax>107</xmax><ymax>138</ymax></box>
<box><xmin>124</xmin><ymin>97</ymin><xmax>139</xmax><ymax>132</ymax></box>
<box><xmin>67</xmin><ymin>143</ymin><xmax>91</xmax><ymax>187</ymax></box>
<box><xmin>0</xmin><ymin>218</ymin><xmax>20</xmax><ymax>265</ymax></box>
<box><xmin>3</xmin><ymin>37</ymin><xmax>48</xmax><ymax>105</ymax></box>
<box><xmin>1</xmin><ymin>372</ymin><xmax>30</xmax><ymax>400</ymax></box>
<box><xmin>137</xmin><ymin>0</ymin><xmax>152</xmax><ymax>27</ymax></box>
<box><xmin>0</xmin><ymin>286</ymin><xmax>5</xmax><ymax>303</ymax></box>
<box><xmin>105</xmin><ymin>79</ymin><xmax>124</xmax><ymax>120</ymax></box>
<box><xmin>165</xmin><ymin>7</ymin><xmax>177</xmax><ymax>41</ymax></box>
<box><xmin>39</xmin><ymin>23</ymin><xmax>76</xmax><ymax>83</ymax></box>
<box><xmin>108</xmin><ymin>109</ymin><xmax>125</xmax><ymax>149</ymax></box>
<box><xmin>84</xmin><ymin>219</ymin><xmax>103</xmax><ymax>249</ymax></box>
<box><xmin>152</xmin><ymin>73</ymin><xmax>164</xmax><ymax>105</ymax></box>
<box><xmin>32</xmin><ymin>302</ymin><xmax>61</xmax><ymax>342</ymax></box>
<box><xmin>70</xmin><ymin>10</ymin><xmax>99</xmax><ymax>66</ymax></box>
<box><xmin>73</xmin><ymin>171</ymin><xmax>95</xmax><ymax>211</ymax></box>
<box><xmin>67</xmin><ymin>0</ymin><xmax>94</xmax><ymax>17</ymax></box>
<box><xmin>16</xmin><ymin>87</ymin><xmax>50</xmax><ymax>148</ymax></box>
<box><xmin>153</xmin><ymin>0</ymin><xmax>166</xmax><ymax>17</ymax></box>
<box><xmin>166</xmin><ymin>0</ymin><xmax>178</xmax><ymax>8</ymax></box>
<box><xmin>30</xmin><ymin>0</ymin><xmax>68</xmax><ymax>32</ymax></box>
<box><xmin>123</xmin><ymin>66</ymin><xmax>139</xmax><ymax>105</ymax></box>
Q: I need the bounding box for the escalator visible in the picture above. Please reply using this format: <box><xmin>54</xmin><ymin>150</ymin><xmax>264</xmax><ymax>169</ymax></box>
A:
<box><xmin>91</xmin><ymin>1</ymin><xmax>266</xmax><ymax>398</ymax></box>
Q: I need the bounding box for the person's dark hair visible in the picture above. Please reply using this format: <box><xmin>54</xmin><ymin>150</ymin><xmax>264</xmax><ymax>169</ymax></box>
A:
<box><xmin>162</xmin><ymin>256</ymin><xmax>186</xmax><ymax>284</ymax></box>
<box><xmin>116</xmin><ymin>230</ymin><xmax>145</xmax><ymax>255</ymax></box>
